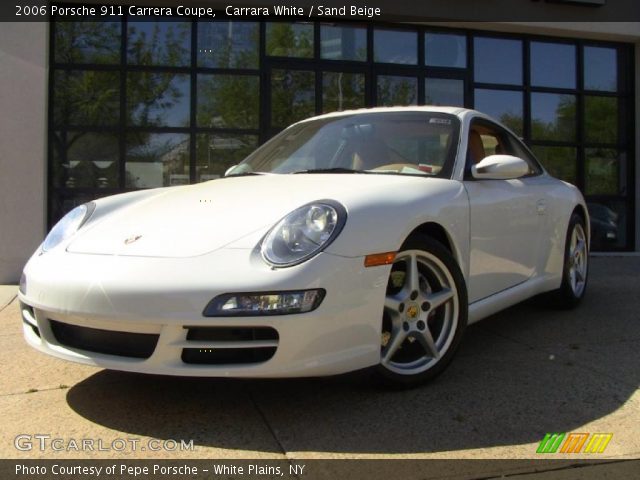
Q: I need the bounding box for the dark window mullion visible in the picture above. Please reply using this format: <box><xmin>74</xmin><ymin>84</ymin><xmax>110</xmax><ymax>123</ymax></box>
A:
<box><xmin>259</xmin><ymin>21</ymin><xmax>269</xmax><ymax>143</ymax></box>
<box><xmin>523</xmin><ymin>39</ymin><xmax>531</xmax><ymax>145</ymax></box>
<box><xmin>576</xmin><ymin>41</ymin><xmax>586</xmax><ymax>193</ymax></box>
<box><xmin>119</xmin><ymin>17</ymin><xmax>127</xmax><ymax>191</ymax></box>
<box><xmin>314</xmin><ymin>23</ymin><xmax>322</xmax><ymax>115</ymax></box>
<box><xmin>417</xmin><ymin>30</ymin><xmax>425</xmax><ymax>105</ymax></box>
<box><xmin>467</xmin><ymin>33</ymin><xmax>474</xmax><ymax>108</ymax></box>
<box><xmin>190</xmin><ymin>19</ymin><xmax>197</xmax><ymax>183</ymax></box>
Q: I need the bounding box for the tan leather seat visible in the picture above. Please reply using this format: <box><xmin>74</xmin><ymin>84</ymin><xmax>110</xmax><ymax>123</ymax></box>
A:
<box><xmin>468</xmin><ymin>130</ymin><xmax>486</xmax><ymax>165</ymax></box>
<box><xmin>351</xmin><ymin>138</ymin><xmax>389</xmax><ymax>170</ymax></box>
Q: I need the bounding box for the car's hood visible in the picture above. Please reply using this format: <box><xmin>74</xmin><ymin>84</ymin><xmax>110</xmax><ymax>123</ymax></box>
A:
<box><xmin>68</xmin><ymin>174</ymin><xmax>454</xmax><ymax>258</ymax></box>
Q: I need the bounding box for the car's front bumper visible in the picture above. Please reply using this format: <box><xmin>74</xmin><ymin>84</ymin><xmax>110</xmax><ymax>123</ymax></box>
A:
<box><xmin>19</xmin><ymin>248</ymin><xmax>390</xmax><ymax>377</ymax></box>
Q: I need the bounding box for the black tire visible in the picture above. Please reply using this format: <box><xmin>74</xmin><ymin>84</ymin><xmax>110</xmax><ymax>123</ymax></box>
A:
<box><xmin>551</xmin><ymin>213</ymin><xmax>589</xmax><ymax>309</ymax></box>
<box><xmin>372</xmin><ymin>235</ymin><xmax>468</xmax><ymax>389</ymax></box>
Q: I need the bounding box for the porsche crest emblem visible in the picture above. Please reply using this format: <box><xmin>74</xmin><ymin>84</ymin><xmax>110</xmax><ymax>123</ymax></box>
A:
<box><xmin>124</xmin><ymin>235</ymin><xmax>142</xmax><ymax>245</ymax></box>
<box><xmin>406</xmin><ymin>304</ymin><xmax>419</xmax><ymax>319</ymax></box>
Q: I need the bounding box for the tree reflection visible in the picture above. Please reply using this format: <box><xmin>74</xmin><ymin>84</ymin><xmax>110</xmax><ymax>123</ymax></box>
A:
<box><xmin>53</xmin><ymin>21</ymin><xmax>190</xmax><ymax>190</ymax></box>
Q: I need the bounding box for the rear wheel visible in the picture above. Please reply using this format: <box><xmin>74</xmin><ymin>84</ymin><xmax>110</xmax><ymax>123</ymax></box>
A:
<box><xmin>552</xmin><ymin>213</ymin><xmax>589</xmax><ymax>308</ymax></box>
<box><xmin>373</xmin><ymin>235</ymin><xmax>467</xmax><ymax>388</ymax></box>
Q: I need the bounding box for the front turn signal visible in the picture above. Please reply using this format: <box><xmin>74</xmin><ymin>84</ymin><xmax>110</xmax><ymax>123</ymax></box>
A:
<box><xmin>364</xmin><ymin>252</ymin><xmax>396</xmax><ymax>267</ymax></box>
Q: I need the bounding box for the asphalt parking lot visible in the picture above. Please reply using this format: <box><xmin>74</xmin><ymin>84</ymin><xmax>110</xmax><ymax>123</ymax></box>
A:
<box><xmin>1</xmin><ymin>257</ymin><xmax>639</xmax><ymax>477</ymax></box>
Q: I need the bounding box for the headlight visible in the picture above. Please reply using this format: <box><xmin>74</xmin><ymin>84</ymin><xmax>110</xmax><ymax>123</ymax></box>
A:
<box><xmin>42</xmin><ymin>203</ymin><xmax>95</xmax><ymax>252</ymax></box>
<box><xmin>261</xmin><ymin>201</ymin><xmax>347</xmax><ymax>267</ymax></box>
<box><xmin>203</xmin><ymin>290</ymin><xmax>325</xmax><ymax>317</ymax></box>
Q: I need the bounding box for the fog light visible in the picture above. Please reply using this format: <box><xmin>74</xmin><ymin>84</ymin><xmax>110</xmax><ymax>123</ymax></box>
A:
<box><xmin>19</xmin><ymin>272</ymin><xmax>26</xmax><ymax>295</ymax></box>
<box><xmin>203</xmin><ymin>289</ymin><xmax>325</xmax><ymax>317</ymax></box>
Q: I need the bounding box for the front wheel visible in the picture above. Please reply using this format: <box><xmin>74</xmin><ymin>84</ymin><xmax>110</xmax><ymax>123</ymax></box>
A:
<box><xmin>373</xmin><ymin>235</ymin><xmax>468</xmax><ymax>388</ymax></box>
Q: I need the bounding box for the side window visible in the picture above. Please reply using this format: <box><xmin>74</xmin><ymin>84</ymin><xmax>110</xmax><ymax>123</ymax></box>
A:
<box><xmin>466</xmin><ymin>119</ymin><xmax>541</xmax><ymax>178</ymax></box>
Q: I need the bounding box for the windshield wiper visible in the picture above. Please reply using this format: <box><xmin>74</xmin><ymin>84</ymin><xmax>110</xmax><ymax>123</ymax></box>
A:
<box><xmin>292</xmin><ymin>167</ymin><xmax>370</xmax><ymax>174</ymax></box>
<box><xmin>224</xmin><ymin>171</ymin><xmax>268</xmax><ymax>178</ymax></box>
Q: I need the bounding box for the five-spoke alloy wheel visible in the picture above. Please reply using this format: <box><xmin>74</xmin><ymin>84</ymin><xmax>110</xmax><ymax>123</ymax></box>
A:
<box><xmin>553</xmin><ymin>213</ymin><xmax>589</xmax><ymax>308</ymax></box>
<box><xmin>374</xmin><ymin>235</ymin><xmax>467</xmax><ymax>387</ymax></box>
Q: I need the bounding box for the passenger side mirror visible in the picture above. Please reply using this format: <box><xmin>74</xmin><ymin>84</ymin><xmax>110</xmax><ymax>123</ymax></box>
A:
<box><xmin>471</xmin><ymin>155</ymin><xmax>529</xmax><ymax>180</ymax></box>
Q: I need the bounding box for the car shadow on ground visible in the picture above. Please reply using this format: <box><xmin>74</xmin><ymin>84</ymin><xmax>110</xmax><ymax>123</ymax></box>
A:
<box><xmin>65</xmin><ymin>258</ymin><xmax>639</xmax><ymax>454</ymax></box>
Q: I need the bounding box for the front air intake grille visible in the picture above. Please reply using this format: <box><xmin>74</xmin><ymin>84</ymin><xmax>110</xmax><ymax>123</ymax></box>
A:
<box><xmin>50</xmin><ymin>320</ymin><xmax>159</xmax><ymax>359</ymax></box>
<box><xmin>181</xmin><ymin>327</ymin><xmax>278</xmax><ymax>365</ymax></box>
<box><xmin>20</xmin><ymin>302</ymin><xmax>40</xmax><ymax>338</ymax></box>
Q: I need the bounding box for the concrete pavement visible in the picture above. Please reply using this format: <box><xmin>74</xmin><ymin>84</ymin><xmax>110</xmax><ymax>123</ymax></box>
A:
<box><xmin>1</xmin><ymin>258</ymin><xmax>638</xmax><ymax>477</ymax></box>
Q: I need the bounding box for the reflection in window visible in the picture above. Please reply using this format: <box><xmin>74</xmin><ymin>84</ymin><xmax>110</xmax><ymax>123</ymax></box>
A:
<box><xmin>198</xmin><ymin>22</ymin><xmax>259</xmax><ymax>69</ymax></box>
<box><xmin>425</xmin><ymin>33</ymin><xmax>466</xmax><ymax>68</ymax></box>
<box><xmin>271</xmin><ymin>69</ymin><xmax>315</xmax><ymax>127</ymax></box>
<box><xmin>266</xmin><ymin>23</ymin><xmax>313</xmax><ymax>58</ymax></box>
<box><xmin>52</xmin><ymin>131</ymin><xmax>119</xmax><ymax>188</ymax></box>
<box><xmin>54</xmin><ymin>21</ymin><xmax>121</xmax><ymax>64</ymax></box>
<box><xmin>126</xmin><ymin>133</ymin><xmax>190</xmax><ymax>188</ymax></box>
<box><xmin>374</xmin><ymin>29</ymin><xmax>417</xmax><ymax>65</ymax></box>
<box><xmin>531</xmin><ymin>146</ymin><xmax>577</xmax><ymax>185</ymax></box>
<box><xmin>584</xmin><ymin>46</ymin><xmax>617</xmax><ymax>92</ymax></box>
<box><xmin>54</xmin><ymin>70</ymin><xmax>120</xmax><ymax>127</ymax></box>
<box><xmin>531</xmin><ymin>93</ymin><xmax>576</xmax><ymax>142</ymax></box>
<box><xmin>127</xmin><ymin>73</ymin><xmax>190</xmax><ymax>127</ymax></box>
<box><xmin>196</xmin><ymin>134</ymin><xmax>258</xmax><ymax>181</ymax></box>
<box><xmin>586</xmin><ymin>149</ymin><xmax>626</xmax><ymax>195</ymax></box>
<box><xmin>425</xmin><ymin>78</ymin><xmax>464</xmax><ymax>107</ymax></box>
<box><xmin>588</xmin><ymin>200</ymin><xmax>626</xmax><ymax>250</ymax></box>
<box><xmin>321</xmin><ymin>25</ymin><xmax>367</xmax><ymax>61</ymax></box>
<box><xmin>197</xmin><ymin>75</ymin><xmax>259</xmax><ymax>129</ymax></box>
<box><xmin>322</xmin><ymin>72</ymin><xmax>365</xmax><ymax>112</ymax></box>
<box><xmin>530</xmin><ymin>42</ymin><xmax>576</xmax><ymax>89</ymax></box>
<box><xmin>585</xmin><ymin>96</ymin><xmax>618</xmax><ymax>144</ymax></box>
<box><xmin>474</xmin><ymin>37</ymin><xmax>522</xmax><ymax>85</ymax></box>
<box><xmin>127</xmin><ymin>20</ymin><xmax>191</xmax><ymax>66</ymax></box>
<box><xmin>474</xmin><ymin>89</ymin><xmax>523</xmax><ymax>135</ymax></box>
<box><xmin>377</xmin><ymin>76</ymin><xmax>417</xmax><ymax>106</ymax></box>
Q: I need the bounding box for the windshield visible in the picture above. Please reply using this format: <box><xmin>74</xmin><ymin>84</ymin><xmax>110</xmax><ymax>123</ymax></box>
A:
<box><xmin>228</xmin><ymin>112</ymin><xmax>460</xmax><ymax>178</ymax></box>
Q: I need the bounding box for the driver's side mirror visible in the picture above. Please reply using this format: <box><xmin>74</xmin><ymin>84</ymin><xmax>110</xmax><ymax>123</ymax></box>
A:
<box><xmin>224</xmin><ymin>165</ymin><xmax>238</xmax><ymax>177</ymax></box>
<box><xmin>471</xmin><ymin>155</ymin><xmax>529</xmax><ymax>180</ymax></box>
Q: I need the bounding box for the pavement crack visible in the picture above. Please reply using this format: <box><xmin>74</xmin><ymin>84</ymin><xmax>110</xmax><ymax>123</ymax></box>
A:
<box><xmin>1</xmin><ymin>385</ymin><xmax>70</xmax><ymax>398</ymax></box>
<box><xmin>246</xmin><ymin>387</ymin><xmax>301</xmax><ymax>478</ymax></box>
<box><xmin>0</xmin><ymin>295</ymin><xmax>17</xmax><ymax>313</ymax></box>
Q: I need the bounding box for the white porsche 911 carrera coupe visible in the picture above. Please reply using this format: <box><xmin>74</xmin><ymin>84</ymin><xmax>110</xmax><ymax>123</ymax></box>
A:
<box><xmin>19</xmin><ymin>107</ymin><xmax>589</xmax><ymax>387</ymax></box>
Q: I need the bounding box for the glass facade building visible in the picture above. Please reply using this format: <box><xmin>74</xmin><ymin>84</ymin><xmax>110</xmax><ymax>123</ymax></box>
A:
<box><xmin>49</xmin><ymin>19</ymin><xmax>634</xmax><ymax>251</ymax></box>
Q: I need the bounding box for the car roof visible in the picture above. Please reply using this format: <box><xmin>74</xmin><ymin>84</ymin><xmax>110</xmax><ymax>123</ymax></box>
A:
<box><xmin>298</xmin><ymin>106</ymin><xmax>474</xmax><ymax>124</ymax></box>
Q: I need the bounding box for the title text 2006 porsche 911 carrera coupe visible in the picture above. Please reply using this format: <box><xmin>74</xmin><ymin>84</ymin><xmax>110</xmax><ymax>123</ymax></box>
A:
<box><xmin>19</xmin><ymin>107</ymin><xmax>589</xmax><ymax>387</ymax></box>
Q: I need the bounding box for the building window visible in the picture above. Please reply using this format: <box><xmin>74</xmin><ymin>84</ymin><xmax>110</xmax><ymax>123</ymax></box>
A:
<box><xmin>377</xmin><ymin>75</ymin><xmax>418</xmax><ymax>106</ymax></box>
<box><xmin>49</xmin><ymin>16</ymin><xmax>635</xmax><ymax>251</ymax></box>
<box><xmin>530</xmin><ymin>41</ymin><xmax>576</xmax><ymax>89</ymax></box>
<box><xmin>584</xmin><ymin>46</ymin><xmax>618</xmax><ymax>92</ymax></box>
<box><xmin>474</xmin><ymin>89</ymin><xmax>524</xmax><ymax>135</ymax></box>
<box><xmin>425</xmin><ymin>33</ymin><xmax>466</xmax><ymax>68</ymax></box>
<box><xmin>374</xmin><ymin>28</ymin><xmax>417</xmax><ymax>65</ymax></box>
<box><xmin>270</xmin><ymin>69</ymin><xmax>315</xmax><ymax>127</ymax></box>
<box><xmin>197</xmin><ymin>21</ymin><xmax>259</xmax><ymax>69</ymax></box>
<box><xmin>127</xmin><ymin>20</ymin><xmax>191</xmax><ymax>66</ymax></box>
<box><xmin>320</xmin><ymin>24</ymin><xmax>367</xmax><ymax>62</ymax></box>
<box><xmin>266</xmin><ymin>22</ymin><xmax>313</xmax><ymax>58</ymax></box>
<box><xmin>322</xmin><ymin>72</ymin><xmax>366</xmax><ymax>112</ymax></box>
<box><xmin>474</xmin><ymin>37</ymin><xmax>522</xmax><ymax>85</ymax></box>
<box><xmin>425</xmin><ymin>78</ymin><xmax>464</xmax><ymax>107</ymax></box>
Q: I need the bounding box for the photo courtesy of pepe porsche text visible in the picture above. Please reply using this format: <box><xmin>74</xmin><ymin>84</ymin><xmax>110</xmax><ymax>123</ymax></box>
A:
<box><xmin>14</xmin><ymin>462</ymin><xmax>307</xmax><ymax>478</ymax></box>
